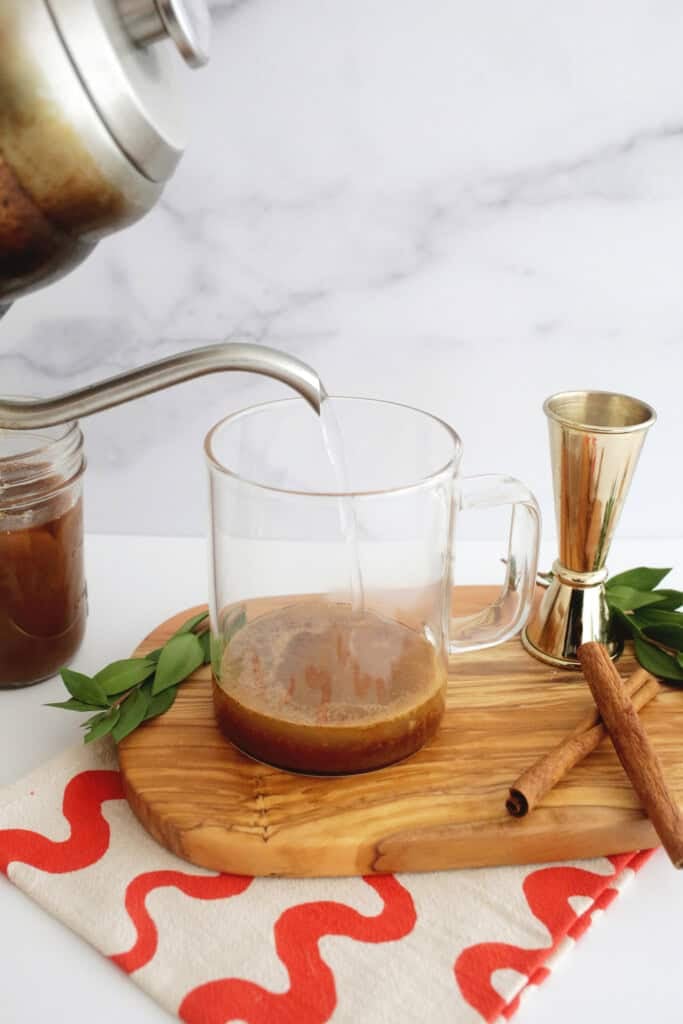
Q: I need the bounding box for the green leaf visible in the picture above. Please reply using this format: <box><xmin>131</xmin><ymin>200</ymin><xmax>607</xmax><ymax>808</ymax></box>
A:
<box><xmin>81</xmin><ymin>710</ymin><xmax>107</xmax><ymax>728</ymax></box>
<box><xmin>650</xmin><ymin>589</ymin><xmax>683</xmax><ymax>611</ymax></box>
<box><xmin>633</xmin><ymin>608</ymin><xmax>683</xmax><ymax>629</ymax></box>
<box><xmin>634</xmin><ymin>638</ymin><xmax>683</xmax><ymax>682</ymax></box>
<box><xmin>112</xmin><ymin>687</ymin><xmax>151</xmax><ymax>743</ymax></box>
<box><xmin>144</xmin><ymin>685</ymin><xmax>178</xmax><ymax>721</ymax></box>
<box><xmin>610</xmin><ymin>607</ymin><xmax>644</xmax><ymax>640</ymax></box>
<box><xmin>200</xmin><ymin>630</ymin><xmax>212</xmax><ymax>665</ymax></box>
<box><xmin>50</xmin><ymin>608</ymin><xmax>214</xmax><ymax>743</ymax></box>
<box><xmin>606</xmin><ymin>586</ymin><xmax>669</xmax><ymax>612</ymax></box>
<box><xmin>83</xmin><ymin>708</ymin><xmax>120</xmax><ymax>744</ymax></box>
<box><xmin>95</xmin><ymin>658</ymin><xmax>156</xmax><ymax>696</ymax></box>
<box><xmin>45</xmin><ymin>698</ymin><xmax>103</xmax><ymax>712</ymax></box>
<box><xmin>606</xmin><ymin>567</ymin><xmax>671</xmax><ymax>592</ymax></box>
<box><xmin>172</xmin><ymin>610</ymin><xmax>209</xmax><ymax>637</ymax></box>
<box><xmin>152</xmin><ymin>633</ymin><xmax>204</xmax><ymax>695</ymax></box>
<box><xmin>60</xmin><ymin>668</ymin><xmax>109</xmax><ymax>708</ymax></box>
<box><xmin>643</xmin><ymin>623</ymin><xmax>683</xmax><ymax>650</ymax></box>
<box><xmin>80</xmin><ymin>709</ymin><xmax>113</xmax><ymax>729</ymax></box>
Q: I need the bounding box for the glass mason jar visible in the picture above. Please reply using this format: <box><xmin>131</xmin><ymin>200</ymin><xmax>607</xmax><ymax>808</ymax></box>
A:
<box><xmin>206</xmin><ymin>397</ymin><xmax>540</xmax><ymax>775</ymax></box>
<box><xmin>0</xmin><ymin>417</ymin><xmax>87</xmax><ymax>688</ymax></box>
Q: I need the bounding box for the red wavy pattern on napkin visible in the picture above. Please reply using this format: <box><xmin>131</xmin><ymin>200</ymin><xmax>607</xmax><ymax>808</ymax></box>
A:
<box><xmin>0</xmin><ymin>765</ymin><xmax>655</xmax><ymax>1024</ymax></box>
<box><xmin>178</xmin><ymin>874</ymin><xmax>416</xmax><ymax>1024</ymax></box>
<box><xmin>454</xmin><ymin>850</ymin><xmax>653</xmax><ymax>1022</ymax></box>
<box><xmin>111</xmin><ymin>870</ymin><xmax>253</xmax><ymax>973</ymax></box>
<box><xmin>0</xmin><ymin>770</ymin><xmax>123</xmax><ymax>875</ymax></box>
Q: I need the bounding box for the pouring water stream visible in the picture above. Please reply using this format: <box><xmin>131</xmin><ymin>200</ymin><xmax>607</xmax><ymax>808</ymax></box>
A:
<box><xmin>319</xmin><ymin>395</ymin><xmax>365</xmax><ymax>616</ymax></box>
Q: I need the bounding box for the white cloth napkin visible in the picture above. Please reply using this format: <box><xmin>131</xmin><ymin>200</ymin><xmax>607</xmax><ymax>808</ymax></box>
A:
<box><xmin>0</xmin><ymin>741</ymin><xmax>651</xmax><ymax>1023</ymax></box>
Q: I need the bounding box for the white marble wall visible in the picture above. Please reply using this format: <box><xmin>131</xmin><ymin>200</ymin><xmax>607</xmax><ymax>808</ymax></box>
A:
<box><xmin>2</xmin><ymin>0</ymin><xmax>682</xmax><ymax>540</ymax></box>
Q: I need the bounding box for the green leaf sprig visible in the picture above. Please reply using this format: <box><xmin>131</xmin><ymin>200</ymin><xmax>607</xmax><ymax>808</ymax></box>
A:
<box><xmin>605</xmin><ymin>567</ymin><xmax>683</xmax><ymax>684</ymax></box>
<box><xmin>46</xmin><ymin>610</ymin><xmax>213</xmax><ymax>744</ymax></box>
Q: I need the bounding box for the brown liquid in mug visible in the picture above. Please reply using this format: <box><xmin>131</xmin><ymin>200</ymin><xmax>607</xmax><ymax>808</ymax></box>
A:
<box><xmin>0</xmin><ymin>483</ymin><xmax>86</xmax><ymax>688</ymax></box>
<box><xmin>213</xmin><ymin>601</ymin><xmax>447</xmax><ymax>774</ymax></box>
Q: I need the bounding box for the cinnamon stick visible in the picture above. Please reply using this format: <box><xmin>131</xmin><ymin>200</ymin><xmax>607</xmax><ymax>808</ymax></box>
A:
<box><xmin>579</xmin><ymin>642</ymin><xmax>683</xmax><ymax>869</ymax></box>
<box><xmin>506</xmin><ymin>667</ymin><xmax>659</xmax><ymax>817</ymax></box>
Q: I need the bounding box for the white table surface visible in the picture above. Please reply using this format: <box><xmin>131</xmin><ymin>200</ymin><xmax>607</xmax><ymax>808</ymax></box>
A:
<box><xmin>1</xmin><ymin>534</ymin><xmax>682</xmax><ymax>1022</ymax></box>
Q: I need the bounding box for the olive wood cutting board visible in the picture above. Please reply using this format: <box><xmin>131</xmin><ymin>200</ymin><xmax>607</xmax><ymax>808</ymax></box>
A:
<box><xmin>118</xmin><ymin>588</ymin><xmax>683</xmax><ymax>876</ymax></box>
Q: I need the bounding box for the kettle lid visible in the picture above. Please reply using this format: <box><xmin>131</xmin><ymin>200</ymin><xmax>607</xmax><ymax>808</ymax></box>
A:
<box><xmin>46</xmin><ymin>0</ymin><xmax>210</xmax><ymax>183</ymax></box>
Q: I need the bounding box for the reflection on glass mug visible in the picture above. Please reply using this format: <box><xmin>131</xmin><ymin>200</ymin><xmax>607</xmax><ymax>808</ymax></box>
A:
<box><xmin>205</xmin><ymin>397</ymin><xmax>540</xmax><ymax>775</ymax></box>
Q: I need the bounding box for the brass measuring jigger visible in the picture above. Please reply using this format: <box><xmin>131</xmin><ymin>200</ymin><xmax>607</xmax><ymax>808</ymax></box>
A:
<box><xmin>522</xmin><ymin>390</ymin><xmax>656</xmax><ymax>668</ymax></box>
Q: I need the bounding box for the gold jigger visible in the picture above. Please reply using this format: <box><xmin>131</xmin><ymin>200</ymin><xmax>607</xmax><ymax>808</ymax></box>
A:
<box><xmin>522</xmin><ymin>390</ymin><xmax>656</xmax><ymax>668</ymax></box>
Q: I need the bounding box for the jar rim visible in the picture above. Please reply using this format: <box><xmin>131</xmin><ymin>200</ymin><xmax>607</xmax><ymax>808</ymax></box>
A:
<box><xmin>0</xmin><ymin>398</ymin><xmax>79</xmax><ymax>465</ymax></box>
<box><xmin>0</xmin><ymin>400</ymin><xmax>85</xmax><ymax>511</ymax></box>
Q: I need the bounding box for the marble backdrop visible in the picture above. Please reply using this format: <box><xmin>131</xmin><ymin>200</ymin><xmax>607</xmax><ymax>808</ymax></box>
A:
<box><xmin>1</xmin><ymin>0</ymin><xmax>681</xmax><ymax>540</ymax></box>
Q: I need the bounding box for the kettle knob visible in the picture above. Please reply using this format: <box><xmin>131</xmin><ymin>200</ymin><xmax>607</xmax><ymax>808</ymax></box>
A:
<box><xmin>117</xmin><ymin>0</ymin><xmax>210</xmax><ymax>67</ymax></box>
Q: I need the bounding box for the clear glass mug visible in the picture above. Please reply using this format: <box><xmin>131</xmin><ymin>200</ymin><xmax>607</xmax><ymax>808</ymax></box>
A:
<box><xmin>206</xmin><ymin>397</ymin><xmax>540</xmax><ymax>775</ymax></box>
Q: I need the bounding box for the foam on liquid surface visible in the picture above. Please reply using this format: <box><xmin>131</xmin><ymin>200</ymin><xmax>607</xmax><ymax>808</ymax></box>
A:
<box><xmin>220</xmin><ymin>601</ymin><xmax>444</xmax><ymax>726</ymax></box>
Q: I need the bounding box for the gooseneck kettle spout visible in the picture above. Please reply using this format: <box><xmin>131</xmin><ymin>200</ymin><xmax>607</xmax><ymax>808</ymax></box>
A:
<box><xmin>0</xmin><ymin>343</ymin><xmax>324</xmax><ymax>428</ymax></box>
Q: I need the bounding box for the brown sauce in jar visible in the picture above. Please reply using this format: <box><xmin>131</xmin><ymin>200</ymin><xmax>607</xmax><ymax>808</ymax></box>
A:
<box><xmin>0</xmin><ymin>467</ymin><xmax>86</xmax><ymax>688</ymax></box>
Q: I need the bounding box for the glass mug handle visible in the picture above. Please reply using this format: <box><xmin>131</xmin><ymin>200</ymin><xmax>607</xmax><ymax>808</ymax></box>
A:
<box><xmin>449</xmin><ymin>474</ymin><xmax>541</xmax><ymax>654</ymax></box>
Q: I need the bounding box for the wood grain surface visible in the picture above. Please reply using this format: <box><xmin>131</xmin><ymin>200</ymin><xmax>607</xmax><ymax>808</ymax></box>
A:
<box><xmin>118</xmin><ymin>587</ymin><xmax>683</xmax><ymax>877</ymax></box>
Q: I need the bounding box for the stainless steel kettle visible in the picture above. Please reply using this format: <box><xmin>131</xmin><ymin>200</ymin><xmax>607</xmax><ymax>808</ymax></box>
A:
<box><xmin>0</xmin><ymin>1</ymin><xmax>325</xmax><ymax>424</ymax></box>
<box><xmin>0</xmin><ymin>0</ymin><xmax>210</xmax><ymax>303</ymax></box>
